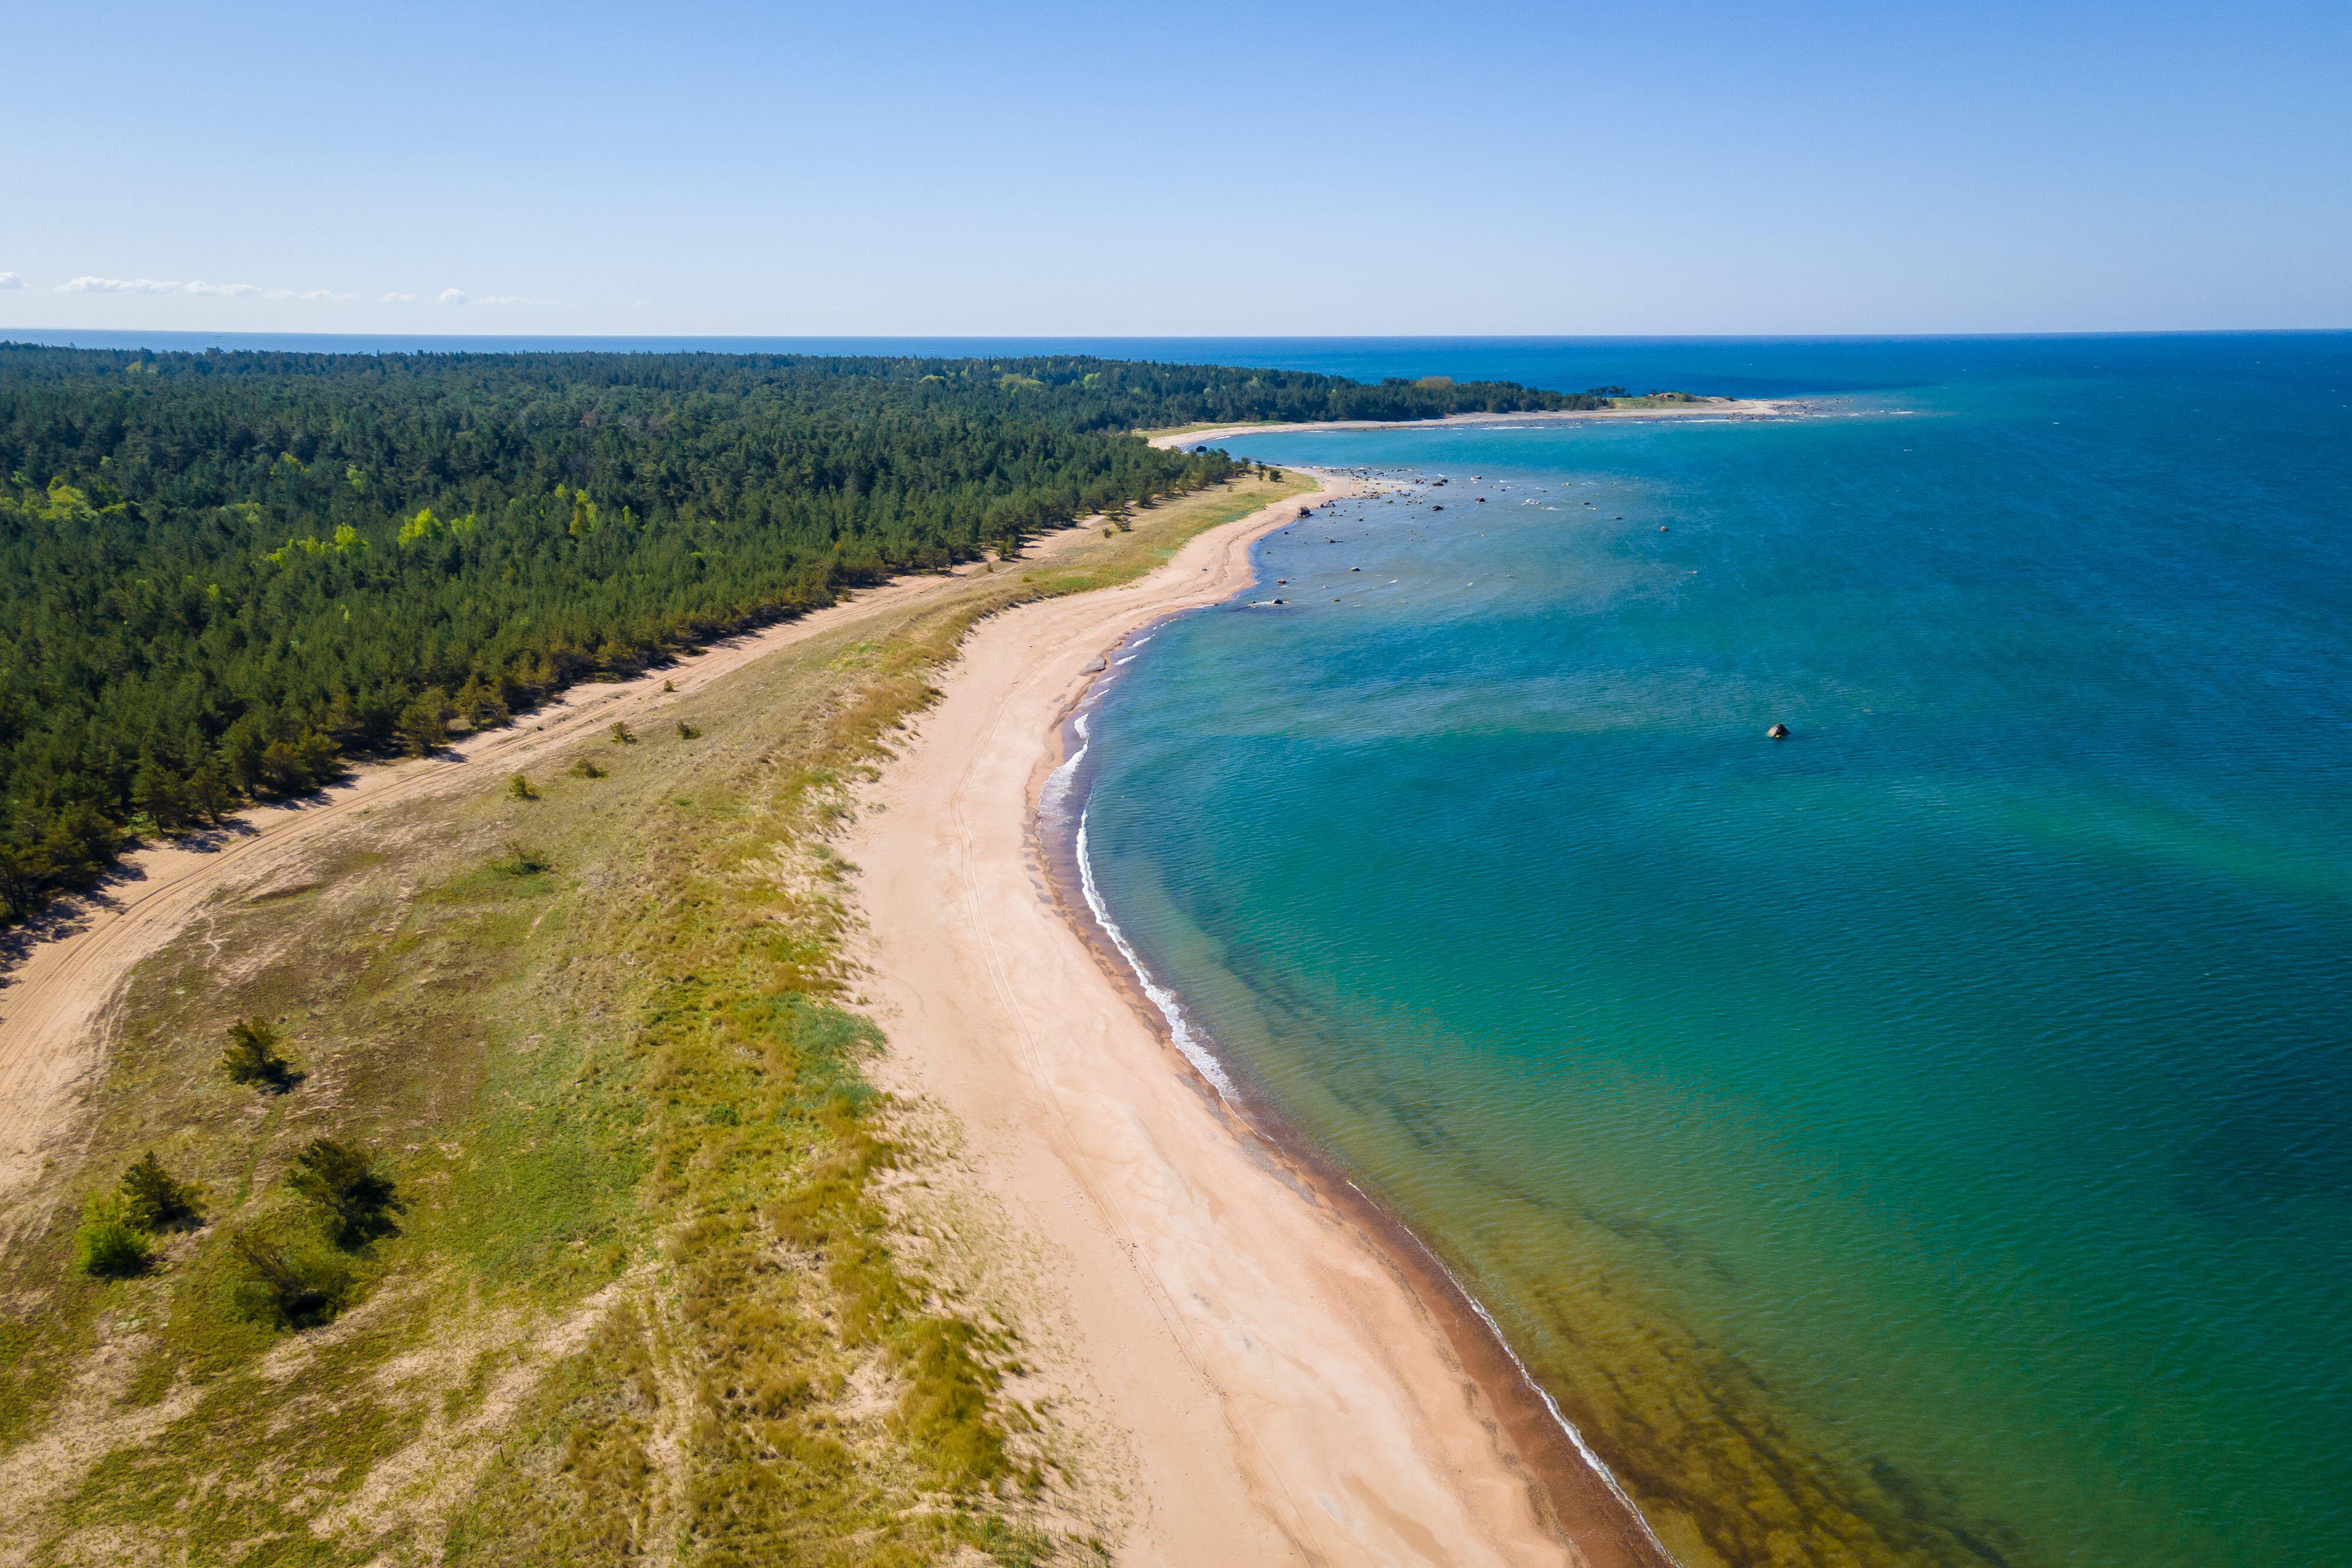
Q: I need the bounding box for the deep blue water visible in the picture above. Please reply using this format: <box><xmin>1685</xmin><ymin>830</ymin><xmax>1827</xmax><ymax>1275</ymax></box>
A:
<box><xmin>1074</xmin><ymin>335</ymin><xmax>2352</xmax><ymax>1566</ymax></box>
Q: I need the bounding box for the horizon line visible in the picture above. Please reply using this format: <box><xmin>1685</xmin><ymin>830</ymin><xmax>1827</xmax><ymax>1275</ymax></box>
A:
<box><xmin>7</xmin><ymin>326</ymin><xmax>2350</xmax><ymax>350</ymax></box>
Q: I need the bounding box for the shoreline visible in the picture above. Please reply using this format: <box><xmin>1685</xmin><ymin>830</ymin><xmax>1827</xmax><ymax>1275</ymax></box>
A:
<box><xmin>847</xmin><ymin>473</ymin><xmax>1675</xmax><ymax>1564</ymax></box>
<box><xmin>1146</xmin><ymin>398</ymin><xmax>1793</xmax><ymax>450</ymax></box>
<box><xmin>1034</xmin><ymin>487</ymin><xmax>1679</xmax><ymax>1566</ymax></box>
<box><xmin>1042</xmin><ymin>690</ymin><xmax>1678</xmax><ymax>1568</ymax></box>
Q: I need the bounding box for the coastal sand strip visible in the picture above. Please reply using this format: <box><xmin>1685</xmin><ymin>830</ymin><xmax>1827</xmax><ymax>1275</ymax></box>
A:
<box><xmin>850</xmin><ymin>480</ymin><xmax>1669</xmax><ymax>1565</ymax></box>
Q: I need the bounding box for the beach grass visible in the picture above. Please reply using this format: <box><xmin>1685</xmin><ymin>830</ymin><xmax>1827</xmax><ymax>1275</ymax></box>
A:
<box><xmin>0</xmin><ymin>474</ymin><xmax>1309</xmax><ymax>1565</ymax></box>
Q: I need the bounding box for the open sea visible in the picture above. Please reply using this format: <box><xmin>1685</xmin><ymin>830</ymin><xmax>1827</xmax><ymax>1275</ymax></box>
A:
<box><xmin>1069</xmin><ymin>336</ymin><xmax>2352</xmax><ymax>1567</ymax></box>
<box><xmin>16</xmin><ymin>326</ymin><xmax>2347</xmax><ymax>1563</ymax></box>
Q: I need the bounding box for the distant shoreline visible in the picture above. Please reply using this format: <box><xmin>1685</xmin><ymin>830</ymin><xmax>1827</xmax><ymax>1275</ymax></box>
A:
<box><xmin>1145</xmin><ymin>397</ymin><xmax>1795</xmax><ymax>449</ymax></box>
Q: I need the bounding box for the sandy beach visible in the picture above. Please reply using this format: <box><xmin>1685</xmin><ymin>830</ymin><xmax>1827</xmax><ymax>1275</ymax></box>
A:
<box><xmin>847</xmin><ymin>479</ymin><xmax>1673</xmax><ymax>1566</ymax></box>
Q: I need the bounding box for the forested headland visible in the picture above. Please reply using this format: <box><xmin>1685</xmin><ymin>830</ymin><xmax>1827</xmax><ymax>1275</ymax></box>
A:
<box><xmin>0</xmin><ymin>345</ymin><xmax>1605</xmax><ymax>921</ymax></box>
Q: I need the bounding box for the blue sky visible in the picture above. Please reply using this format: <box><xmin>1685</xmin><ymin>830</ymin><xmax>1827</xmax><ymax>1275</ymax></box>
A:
<box><xmin>3</xmin><ymin>0</ymin><xmax>2346</xmax><ymax>335</ymax></box>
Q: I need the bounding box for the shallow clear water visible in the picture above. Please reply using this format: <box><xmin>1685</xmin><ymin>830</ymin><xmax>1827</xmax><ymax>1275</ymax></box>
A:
<box><xmin>1078</xmin><ymin>336</ymin><xmax>2352</xmax><ymax>1567</ymax></box>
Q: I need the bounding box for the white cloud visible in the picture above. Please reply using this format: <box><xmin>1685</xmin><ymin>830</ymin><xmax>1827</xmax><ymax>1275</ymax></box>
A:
<box><xmin>435</xmin><ymin>287</ymin><xmax>562</xmax><ymax>307</ymax></box>
<box><xmin>60</xmin><ymin>276</ymin><xmax>286</xmax><ymax>297</ymax></box>
<box><xmin>60</xmin><ymin>276</ymin><xmax>185</xmax><ymax>294</ymax></box>
<box><xmin>59</xmin><ymin>275</ymin><xmax>369</xmax><ymax>303</ymax></box>
<box><xmin>0</xmin><ymin>272</ymin><xmax>21</xmax><ymax>290</ymax></box>
<box><xmin>50</xmin><ymin>275</ymin><xmax>553</xmax><ymax>307</ymax></box>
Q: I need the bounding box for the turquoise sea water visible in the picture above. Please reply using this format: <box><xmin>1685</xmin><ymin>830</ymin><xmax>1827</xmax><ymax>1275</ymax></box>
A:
<box><xmin>1075</xmin><ymin>337</ymin><xmax>2352</xmax><ymax>1567</ymax></box>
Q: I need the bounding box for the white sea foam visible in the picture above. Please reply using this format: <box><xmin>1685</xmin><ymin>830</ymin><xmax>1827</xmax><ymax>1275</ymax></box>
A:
<box><xmin>1039</xmin><ymin>711</ymin><xmax>1090</xmax><ymax>823</ymax></box>
<box><xmin>1074</xmin><ymin>808</ymin><xmax>1238</xmax><ymax>1103</ymax></box>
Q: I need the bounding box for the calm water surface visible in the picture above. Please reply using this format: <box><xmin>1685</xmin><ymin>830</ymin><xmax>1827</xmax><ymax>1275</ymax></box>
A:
<box><xmin>1078</xmin><ymin>336</ymin><xmax>2351</xmax><ymax>1567</ymax></box>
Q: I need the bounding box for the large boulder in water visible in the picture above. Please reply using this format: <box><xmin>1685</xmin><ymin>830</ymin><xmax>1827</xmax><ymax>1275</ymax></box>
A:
<box><xmin>1768</xmin><ymin>723</ymin><xmax>1790</xmax><ymax>740</ymax></box>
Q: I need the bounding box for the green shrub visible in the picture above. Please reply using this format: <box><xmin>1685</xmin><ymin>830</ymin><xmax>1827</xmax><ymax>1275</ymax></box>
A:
<box><xmin>220</xmin><ymin>1018</ymin><xmax>293</xmax><ymax>1089</ymax></box>
<box><xmin>287</xmin><ymin>1137</ymin><xmax>405</xmax><ymax>1248</ymax></box>
<box><xmin>228</xmin><ymin>1228</ymin><xmax>353</xmax><ymax>1327</ymax></box>
<box><xmin>73</xmin><ymin>1195</ymin><xmax>152</xmax><ymax>1279</ymax></box>
<box><xmin>507</xmin><ymin>773</ymin><xmax>539</xmax><ymax>801</ymax></box>
<box><xmin>568</xmin><ymin>756</ymin><xmax>607</xmax><ymax>779</ymax></box>
<box><xmin>675</xmin><ymin>721</ymin><xmax>701</xmax><ymax>740</ymax></box>
<box><xmin>609</xmin><ymin>720</ymin><xmax>636</xmax><ymax>744</ymax></box>
<box><xmin>119</xmin><ymin>1151</ymin><xmax>202</xmax><ymax>1231</ymax></box>
<box><xmin>489</xmin><ymin>840</ymin><xmax>550</xmax><ymax>877</ymax></box>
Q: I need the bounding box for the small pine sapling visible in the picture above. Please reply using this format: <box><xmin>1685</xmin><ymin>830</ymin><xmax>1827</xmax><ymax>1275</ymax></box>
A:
<box><xmin>228</xmin><ymin>1229</ymin><xmax>352</xmax><ymax>1327</ymax></box>
<box><xmin>118</xmin><ymin>1151</ymin><xmax>202</xmax><ymax>1231</ymax></box>
<box><xmin>288</xmin><ymin>1137</ymin><xmax>406</xmax><ymax>1248</ymax></box>
<box><xmin>490</xmin><ymin>840</ymin><xmax>550</xmax><ymax>876</ymax></box>
<box><xmin>220</xmin><ymin>1018</ymin><xmax>293</xmax><ymax>1090</ymax></box>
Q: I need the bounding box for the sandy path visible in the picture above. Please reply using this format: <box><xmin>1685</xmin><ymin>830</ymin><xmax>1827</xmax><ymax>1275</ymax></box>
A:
<box><xmin>848</xmin><ymin>482</ymin><xmax>1607</xmax><ymax>1566</ymax></box>
<box><xmin>1147</xmin><ymin>399</ymin><xmax>1790</xmax><ymax>450</ymax></box>
<box><xmin>0</xmin><ymin>534</ymin><xmax>1098</xmax><ymax>1206</ymax></box>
